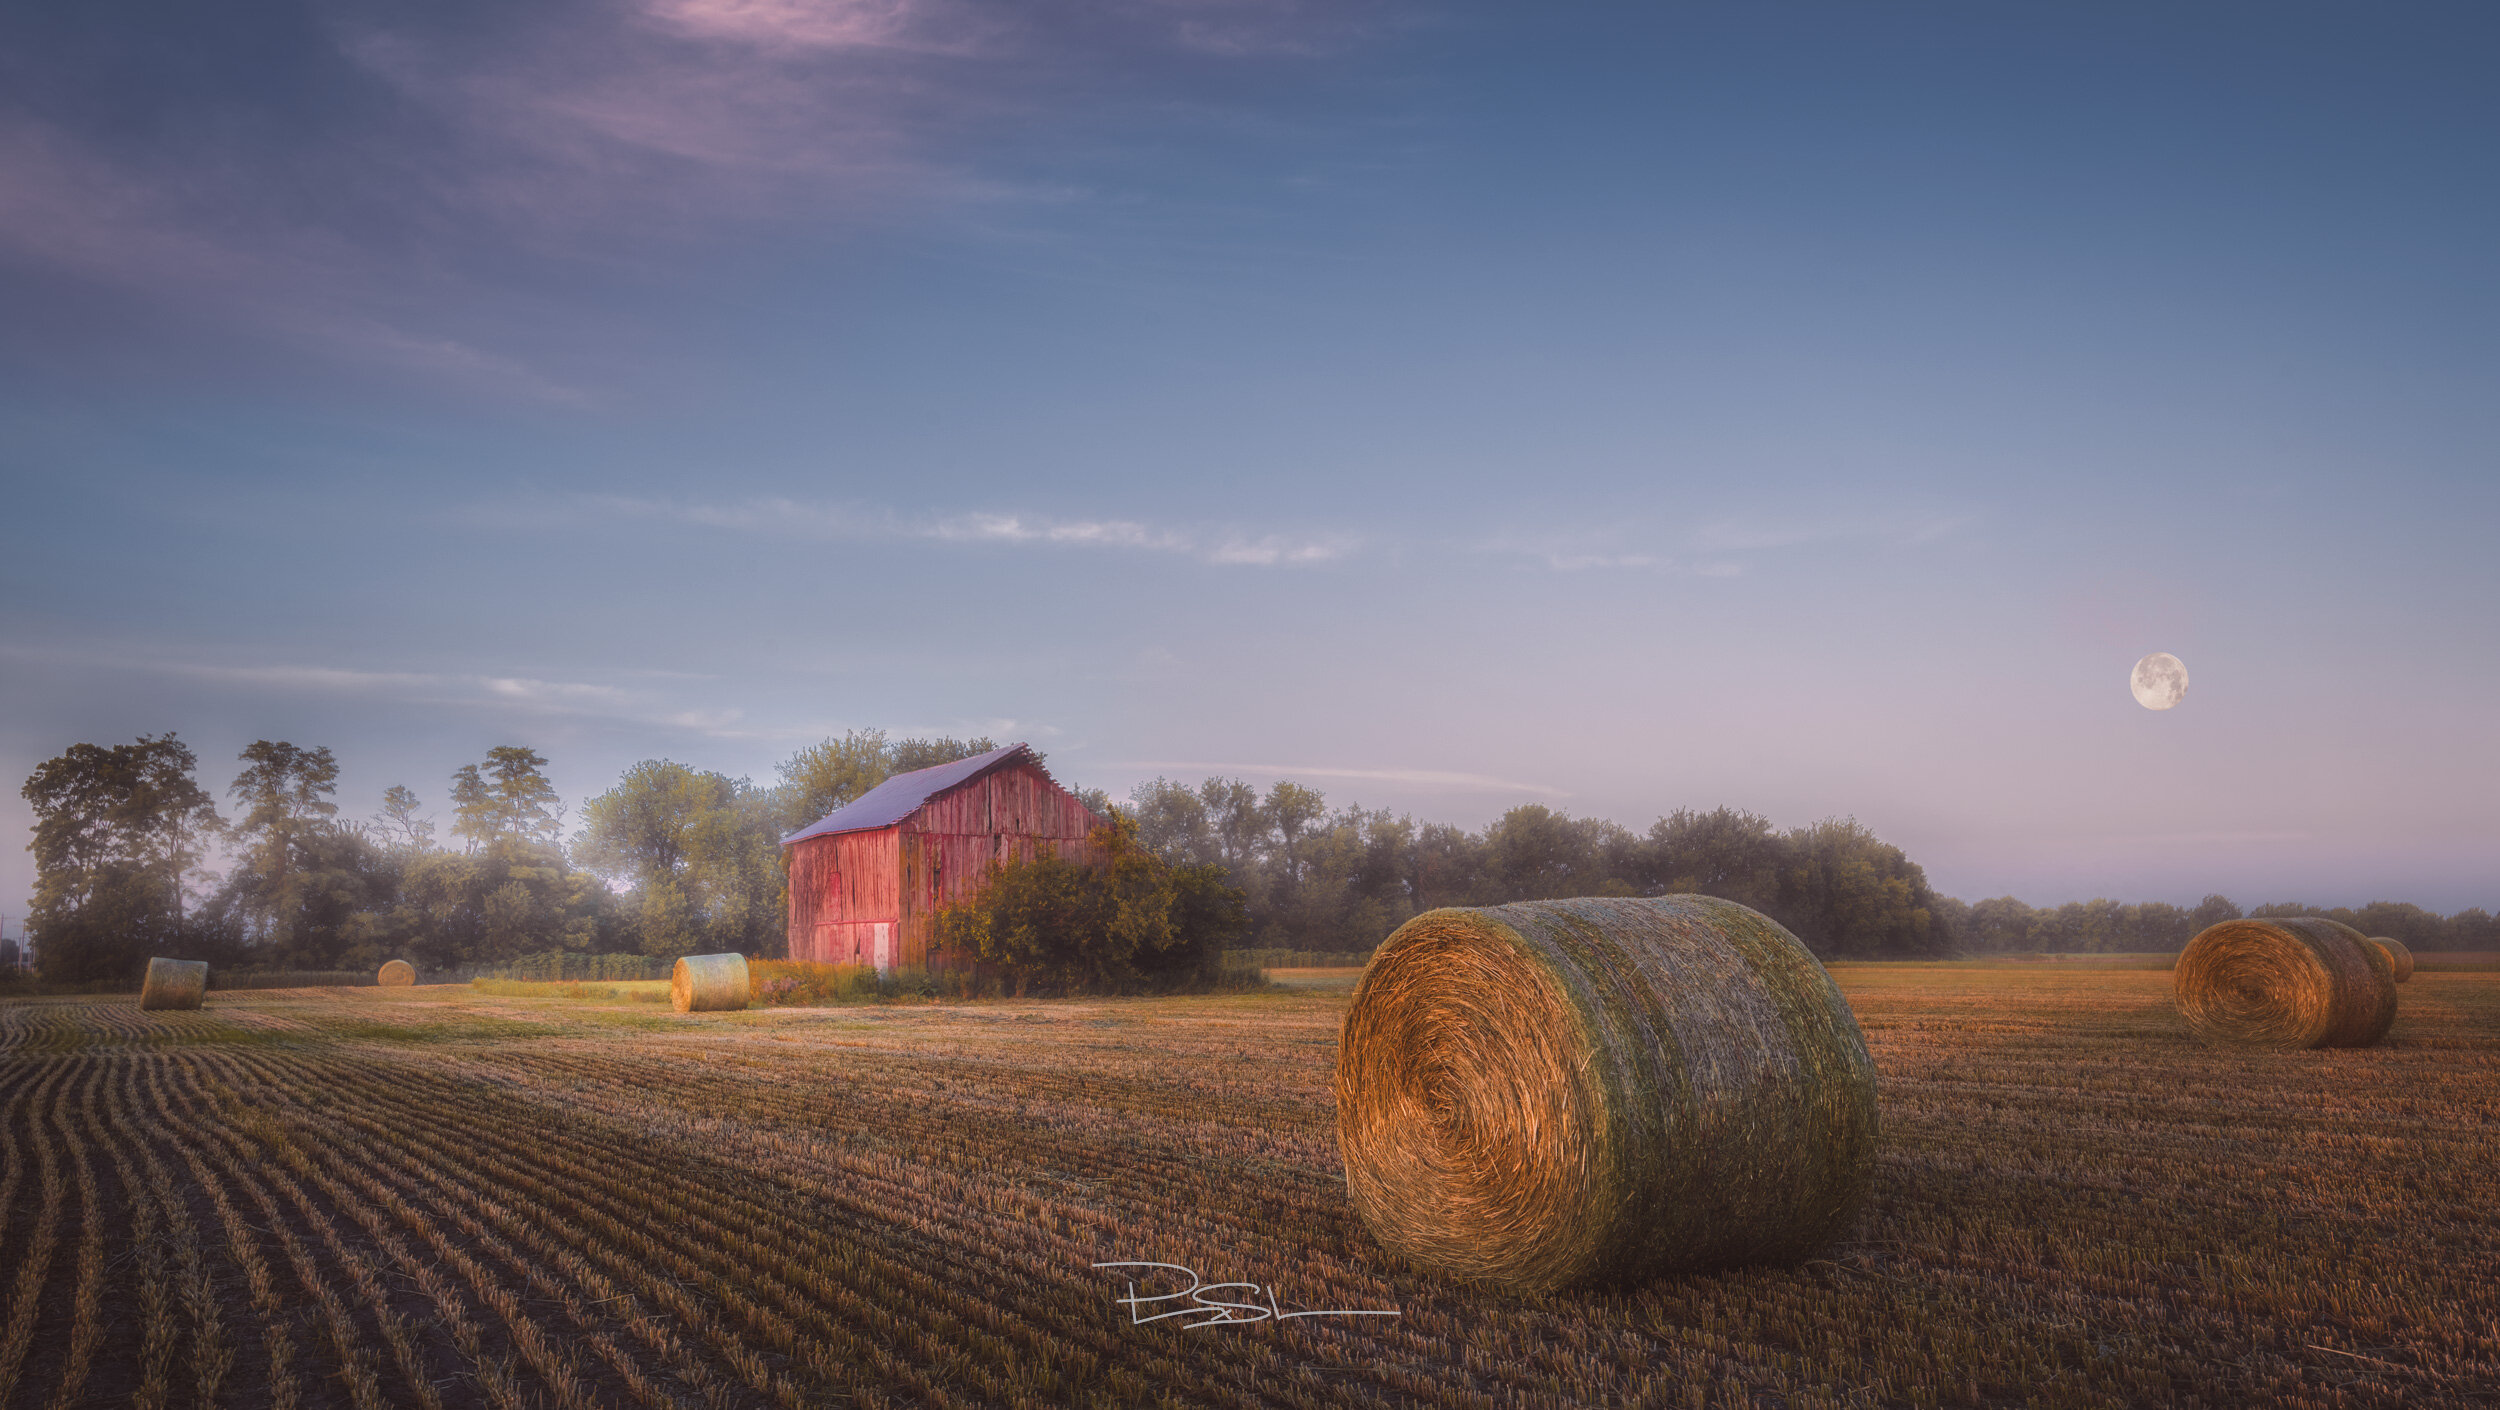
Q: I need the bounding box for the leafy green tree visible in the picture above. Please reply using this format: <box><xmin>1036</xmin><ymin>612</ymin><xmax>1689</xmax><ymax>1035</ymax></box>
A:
<box><xmin>1410</xmin><ymin>822</ymin><xmax>1490</xmax><ymax>911</ymax></box>
<box><xmin>889</xmin><ymin>735</ymin><xmax>1002</xmax><ymax>774</ymax></box>
<box><xmin>363</xmin><ymin>745</ymin><xmax>621</xmax><ymax>968</ymax></box>
<box><xmin>2449</xmin><ymin>908</ymin><xmax>2497</xmax><ymax>950</ymax></box>
<box><xmin>577</xmin><ymin>759</ymin><xmax>786</xmax><ymax>957</ymax></box>
<box><xmin>2349</xmin><ymin>900</ymin><xmax>2448</xmax><ymax>951</ymax></box>
<box><xmin>778</xmin><ymin>729</ymin><xmax>896</xmax><ymax>829</ymax></box>
<box><xmin>450</xmin><ymin>746</ymin><xmax>563</xmax><ymax>850</ymax></box>
<box><xmin>373</xmin><ymin>785</ymin><xmax>434</xmax><ymax>853</ymax></box>
<box><xmin>1774</xmin><ymin>817</ymin><xmax>1949</xmax><ymax>957</ymax></box>
<box><xmin>2188</xmin><ymin>894</ymin><xmax>2244</xmax><ymax>932</ymax></box>
<box><xmin>1648</xmin><ymin>807</ymin><xmax>1784</xmax><ymax>911</ymax></box>
<box><xmin>932</xmin><ymin>814</ymin><xmax>1247</xmax><ymax>993</ymax></box>
<box><xmin>21</xmin><ymin>735</ymin><xmax>225</xmax><ymax>982</ymax></box>
<box><xmin>1200</xmin><ymin>779</ymin><xmax>1269</xmax><ymax>872</ymax></box>
<box><xmin>577</xmin><ymin>760</ymin><xmax>727</xmax><ymax>885</ymax></box>
<box><xmin>224</xmin><ymin>741</ymin><xmax>341</xmax><ymax>953</ymax></box>
<box><xmin>1128</xmin><ymin>777</ymin><xmax>1215</xmax><ymax>864</ymax></box>
<box><xmin>1962</xmin><ymin>896</ymin><xmax>2036</xmax><ymax>950</ymax></box>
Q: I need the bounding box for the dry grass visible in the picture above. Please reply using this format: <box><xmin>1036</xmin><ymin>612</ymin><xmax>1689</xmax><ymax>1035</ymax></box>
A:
<box><xmin>1336</xmin><ymin>898</ymin><xmax>1876</xmax><ymax>1294</ymax></box>
<box><xmin>748</xmin><ymin>958</ymin><xmax>875</xmax><ymax>1005</ymax></box>
<box><xmin>2</xmin><ymin>963</ymin><xmax>2495</xmax><ymax>1407</ymax></box>
<box><xmin>137</xmin><ymin>958</ymin><xmax>206</xmax><ymax>1012</ymax></box>
<box><xmin>2176</xmin><ymin>918</ymin><xmax>2398</xmax><ymax>1049</ymax></box>
<box><xmin>470</xmin><ymin>977</ymin><xmax>674</xmax><ymax>1003</ymax></box>
<box><xmin>376</xmin><ymin>960</ymin><xmax>416</xmax><ymax>987</ymax></box>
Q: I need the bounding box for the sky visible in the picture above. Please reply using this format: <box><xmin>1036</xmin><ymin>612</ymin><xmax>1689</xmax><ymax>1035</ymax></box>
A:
<box><xmin>3</xmin><ymin>0</ymin><xmax>2496</xmax><ymax>923</ymax></box>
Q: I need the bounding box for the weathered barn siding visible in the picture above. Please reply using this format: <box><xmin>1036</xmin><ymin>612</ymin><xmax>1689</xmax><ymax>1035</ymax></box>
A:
<box><xmin>783</xmin><ymin>753</ymin><xmax>1099</xmax><ymax>970</ymax></box>
<box><xmin>895</xmin><ymin>760</ymin><xmax>1099</xmax><ymax>966</ymax></box>
<box><xmin>785</xmin><ymin>829</ymin><xmax>901</xmax><ymax>965</ymax></box>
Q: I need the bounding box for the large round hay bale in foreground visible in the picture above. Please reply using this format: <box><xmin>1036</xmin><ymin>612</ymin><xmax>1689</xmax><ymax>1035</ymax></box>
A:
<box><xmin>2369</xmin><ymin>937</ymin><xmax>2414</xmax><ymax>984</ymax></box>
<box><xmin>139</xmin><ymin>958</ymin><xmax>209</xmax><ymax>1011</ymax></box>
<box><xmin>2174</xmin><ymin>917</ymin><xmax>2396</xmax><ymax>1049</ymax></box>
<box><xmin>1334</xmin><ymin>896</ymin><xmax>1878</xmax><ymax>1295</ymax></box>
<box><xmin>377</xmin><ymin>959</ymin><xmax>417</xmax><ymax>987</ymax></box>
<box><xmin>672</xmin><ymin>952</ymin><xmax>751</xmax><ymax>1013</ymax></box>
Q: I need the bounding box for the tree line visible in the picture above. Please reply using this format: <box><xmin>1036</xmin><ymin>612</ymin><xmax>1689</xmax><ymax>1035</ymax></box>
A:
<box><xmin>1125</xmin><ymin>776</ymin><xmax>2499</xmax><ymax>957</ymax></box>
<box><xmin>16</xmin><ymin>730</ymin><xmax>1046</xmax><ymax>983</ymax></box>
<box><xmin>1125</xmin><ymin>779</ymin><xmax>1957</xmax><ymax>958</ymax></box>
<box><xmin>19</xmin><ymin>731</ymin><xmax>2494</xmax><ymax>983</ymax></box>
<box><xmin>1940</xmin><ymin>893</ymin><xmax>2499</xmax><ymax>954</ymax></box>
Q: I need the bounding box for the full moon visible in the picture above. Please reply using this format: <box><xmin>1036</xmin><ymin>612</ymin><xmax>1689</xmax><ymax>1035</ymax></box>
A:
<box><xmin>2130</xmin><ymin>652</ymin><xmax>2189</xmax><ymax>710</ymax></box>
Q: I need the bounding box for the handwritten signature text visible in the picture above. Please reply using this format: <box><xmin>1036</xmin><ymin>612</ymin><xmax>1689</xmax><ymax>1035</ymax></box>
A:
<box><xmin>1092</xmin><ymin>1262</ymin><xmax>1402</xmax><ymax>1330</ymax></box>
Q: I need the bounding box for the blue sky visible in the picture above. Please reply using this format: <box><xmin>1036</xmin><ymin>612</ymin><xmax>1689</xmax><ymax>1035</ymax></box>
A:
<box><xmin>4</xmin><ymin>1</ymin><xmax>2495</xmax><ymax>920</ymax></box>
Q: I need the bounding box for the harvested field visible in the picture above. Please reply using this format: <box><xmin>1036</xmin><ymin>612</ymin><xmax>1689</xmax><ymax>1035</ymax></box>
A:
<box><xmin>1</xmin><ymin>968</ymin><xmax>2495</xmax><ymax>1408</ymax></box>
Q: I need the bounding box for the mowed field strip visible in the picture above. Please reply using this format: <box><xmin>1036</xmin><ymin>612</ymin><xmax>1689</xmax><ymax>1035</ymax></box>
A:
<box><xmin>1</xmin><ymin>967</ymin><xmax>2495</xmax><ymax>1409</ymax></box>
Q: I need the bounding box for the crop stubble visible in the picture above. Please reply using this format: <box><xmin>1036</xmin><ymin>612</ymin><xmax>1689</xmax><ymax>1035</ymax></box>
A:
<box><xmin>0</xmin><ymin>968</ymin><xmax>2494</xmax><ymax>1409</ymax></box>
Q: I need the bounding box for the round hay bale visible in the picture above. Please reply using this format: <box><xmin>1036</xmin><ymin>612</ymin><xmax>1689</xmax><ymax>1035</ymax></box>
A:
<box><xmin>1334</xmin><ymin>895</ymin><xmax>1878</xmax><ymax>1295</ymax></box>
<box><xmin>139</xmin><ymin>958</ymin><xmax>209</xmax><ymax>1011</ymax></box>
<box><xmin>376</xmin><ymin>959</ymin><xmax>417</xmax><ymax>987</ymax></box>
<box><xmin>2369</xmin><ymin>937</ymin><xmax>2414</xmax><ymax>984</ymax></box>
<box><xmin>672</xmin><ymin>952</ymin><xmax>751</xmax><ymax>1013</ymax></box>
<box><xmin>2174</xmin><ymin>917</ymin><xmax>2397</xmax><ymax>1049</ymax></box>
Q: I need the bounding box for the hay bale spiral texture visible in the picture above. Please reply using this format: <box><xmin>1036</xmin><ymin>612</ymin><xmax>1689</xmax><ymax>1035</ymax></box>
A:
<box><xmin>2369</xmin><ymin>937</ymin><xmax>2414</xmax><ymax>984</ymax></box>
<box><xmin>2174</xmin><ymin>918</ymin><xmax>2396</xmax><ymax>1049</ymax></box>
<box><xmin>139</xmin><ymin>958</ymin><xmax>209</xmax><ymax>1011</ymax></box>
<box><xmin>1334</xmin><ymin>895</ymin><xmax>1878</xmax><ymax>1295</ymax></box>
<box><xmin>377</xmin><ymin>959</ymin><xmax>417</xmax><ymax>987</ymax></box>
<box><xmin>672</xmin><ymin>952</ymin><xmax>751</xmax><ymax>1013</ymax></box>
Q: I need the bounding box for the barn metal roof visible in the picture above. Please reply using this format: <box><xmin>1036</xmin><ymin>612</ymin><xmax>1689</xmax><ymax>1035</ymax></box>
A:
<box><xmin>780</xmin><ymin>742</ymin><xmax>1039</xmax><ymax>845</ymax></box>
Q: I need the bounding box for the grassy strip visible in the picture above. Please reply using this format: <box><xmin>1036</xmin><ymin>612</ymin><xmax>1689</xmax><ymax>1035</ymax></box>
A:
<box><xmin>469</xmin><ymin>978</ymin><xmax>674</xmax><ymax>1003</ymax></box>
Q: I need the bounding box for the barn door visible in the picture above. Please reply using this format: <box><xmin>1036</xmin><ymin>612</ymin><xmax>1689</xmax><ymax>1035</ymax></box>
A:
<box><xmin>873</xmin><ymin>923</ymin><xmax>892</xmax><ymax>978</ymax></box>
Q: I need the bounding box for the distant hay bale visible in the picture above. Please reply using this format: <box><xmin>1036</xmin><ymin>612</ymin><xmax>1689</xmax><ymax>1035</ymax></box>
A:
<box><xmin>1334</xmin><ymin>895</ymin><xmax>1879</xmax><ymax>1295</ymax></box>
<box><xmin>2173</xmin><ymin>918</ymin><xmax>2397</xmax><ymax>1049</ymax></box>
<box><xmin>139</xmin><ymin>958</ymin><xmax>208</xmax><ymax>1011</ymax></box>
<box><xmin>2369</xmin><ymin>937</ymin><xmax>2415</xmax><ymax>984</ymax></box>
<box><xmin>377</xmin><ymin>959</ymin><xmax>417</xmax><ymax>987</ymax></box>
<box><xmin>672</xmin><ymin>953</ymin><xmax>751</xmax><ymax>1013</ymax></box>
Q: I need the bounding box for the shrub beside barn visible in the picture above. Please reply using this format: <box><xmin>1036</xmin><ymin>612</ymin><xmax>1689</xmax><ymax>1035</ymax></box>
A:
<box><xmin>781</xmin><ymin>743</ymin><xmax>1099</xmax><ymax>974</ymax></box>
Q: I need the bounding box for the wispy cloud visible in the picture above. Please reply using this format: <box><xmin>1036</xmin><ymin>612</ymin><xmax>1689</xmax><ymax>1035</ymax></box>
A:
<box><xmin>1</xmin><ymin>642</ymin><xmax>1079</xmax><ymax>751</ymax></box>
<box><xmin>588</xmin><ymin>493</ymin><xmax>1356</xmax><ymax>566</ymax></box>
<box><xmin>2127</xmin><ymin>830</ymin><xmax>2315</xmax><ymax>846</ymax></box>
<box><xmin>1115</xmin><ymin>760</ymin><xmax>1568</xmax><ymax>797</ymax></box>
<box><xmin>0</xmin><ymin>646</ymin><xmax>774</xmax><ymax>740</ymax></box>
<box><xmin>1689</xmin><ymin>511</ymin><xmax>1975</xmax><ymax>555</ymax></box>
<box><xmin>1468</xmin><ymin>530</ymin><xmax>1669</xmax><ymax>573</ymax></box>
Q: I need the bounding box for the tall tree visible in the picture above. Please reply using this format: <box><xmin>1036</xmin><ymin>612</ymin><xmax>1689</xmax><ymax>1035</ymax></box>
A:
<box><xmin>450</xmin><ymin>746</ymin><xmax>562</xmax><ymax>850</ymax></box>
<box><xmin>1650</xmin><ymin>807</ymin><xmax>1783</xmax><ymax>911</ymax></box>
<box><xmin>2188</xmin><ymin>894</ymin><xmax>2244</xmax><ymax>931</ymax></box>
<box><xmin>226</xmin><ymin>741</ymin><xmax>341</xmax><ymax>951</ymax></box>
<box><xmin>578</xmin><ymin>760</ymin><xmax>786</xmax><ymax>957</ymax></box>
<box><xmin>21</xmin><ymin>735</ymin><xmax>224</xmax><ymax>982</ymax></box>
<box><xmin>778</xmin><ymin>729</ymin><xmax>895</xmax><ymax>829</ymax></box>
<box><xmin>373</xmin><ymin>785</ymin><xmax>435</xmax><ymax>853</ymax></box>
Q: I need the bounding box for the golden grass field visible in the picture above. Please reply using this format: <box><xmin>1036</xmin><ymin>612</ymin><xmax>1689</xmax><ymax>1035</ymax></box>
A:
<box><xmin>1</xmin><ymin>964</ymin><xmax>2494</xmax><ymax>1408</ymax></box>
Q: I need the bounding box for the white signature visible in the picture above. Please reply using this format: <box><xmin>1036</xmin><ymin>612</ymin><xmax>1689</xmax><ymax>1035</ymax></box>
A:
<box><xmin>1091</xmin><ymin>1261</ymin><xmax>1401</xmax><ymax>1329</ymax></box>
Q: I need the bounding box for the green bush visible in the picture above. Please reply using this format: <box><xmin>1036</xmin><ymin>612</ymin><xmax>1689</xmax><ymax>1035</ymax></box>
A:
<box><xmin>932</xmin><ymin>816</ymin><xmax>1249</xmax><ymax>995</ymax></box>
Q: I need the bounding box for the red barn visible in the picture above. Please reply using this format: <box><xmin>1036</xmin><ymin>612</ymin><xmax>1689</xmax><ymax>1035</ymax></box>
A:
<box><xmin>780</xmin><ymin>743</ymin><xmax>1102</xmax><ymax>973</ymax></box>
